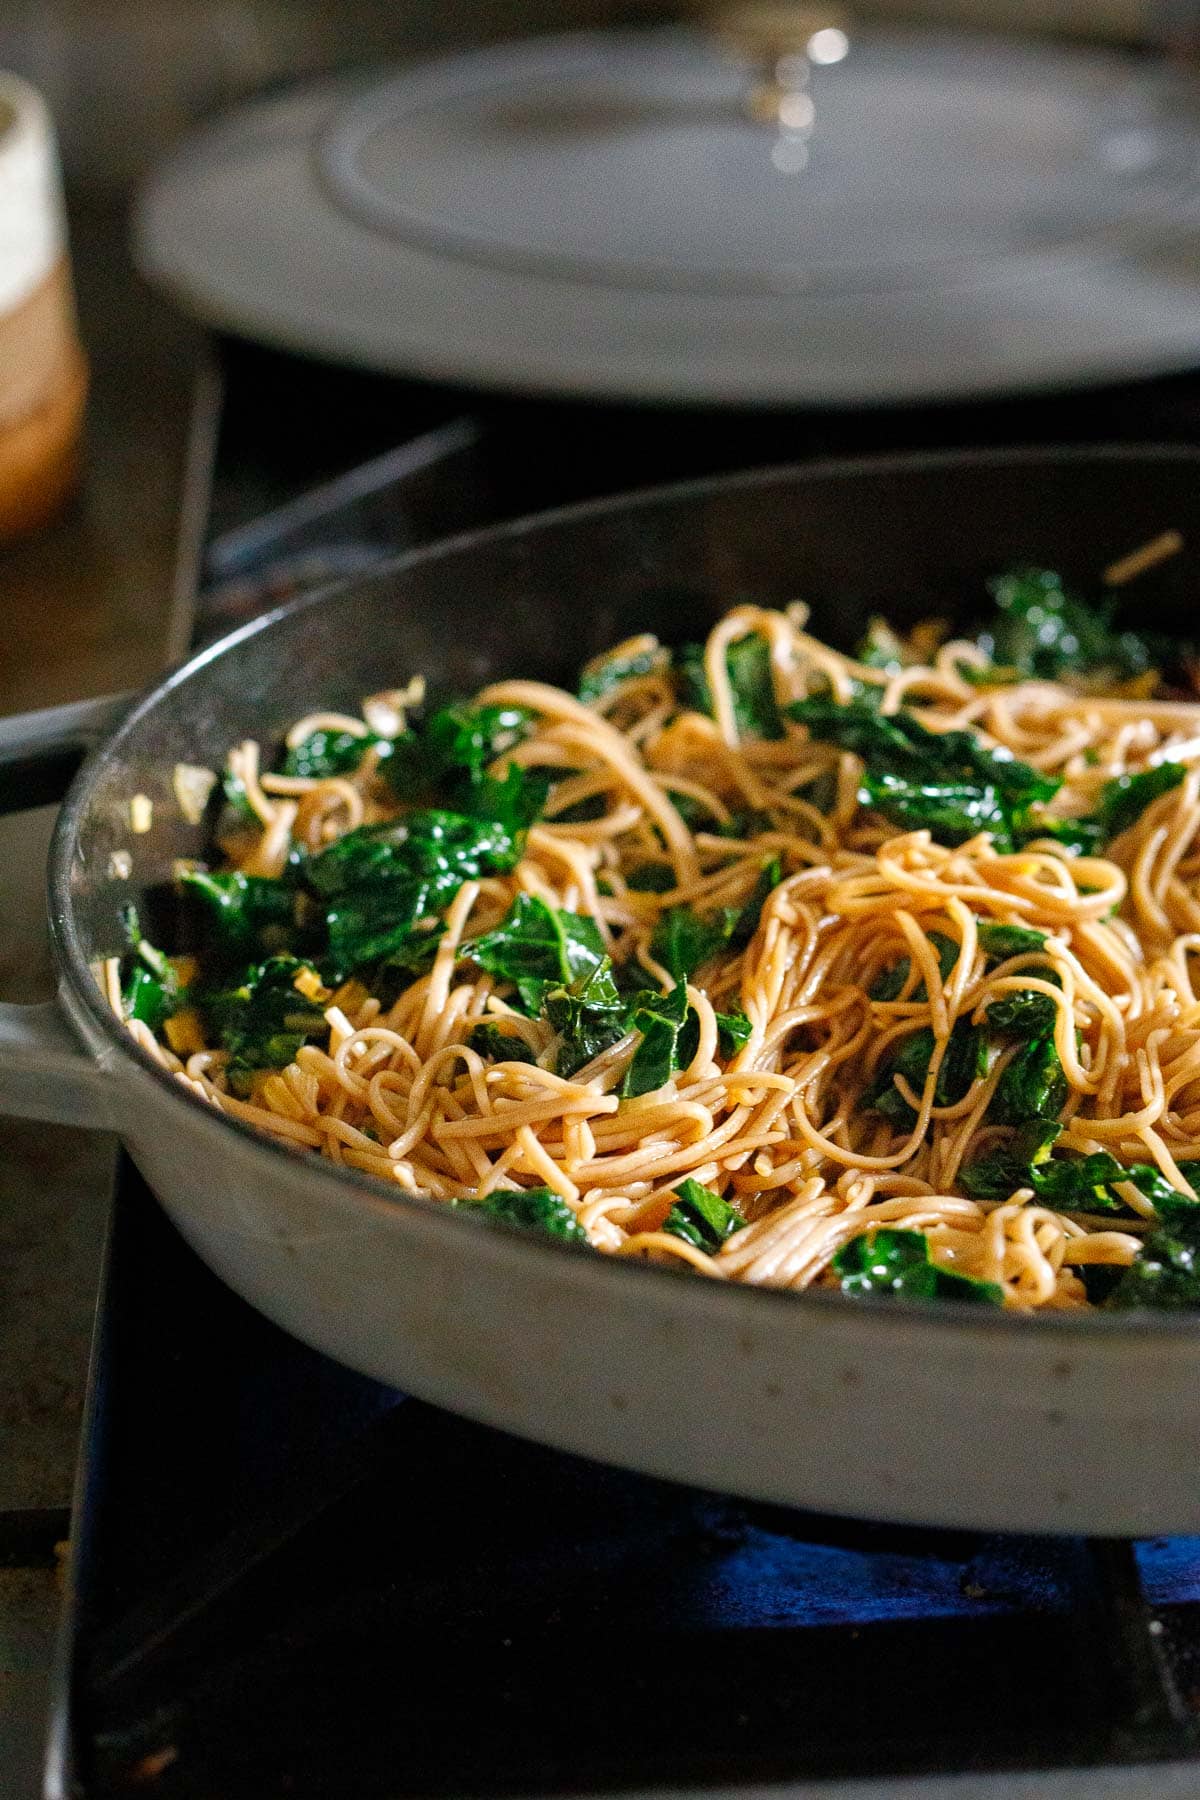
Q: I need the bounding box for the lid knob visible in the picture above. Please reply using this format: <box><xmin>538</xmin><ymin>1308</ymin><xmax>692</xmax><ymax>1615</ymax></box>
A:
<box><xmin>710</xmin><ymin>3</ymin><xmax>850</xmax><ymax>123</ymax></box>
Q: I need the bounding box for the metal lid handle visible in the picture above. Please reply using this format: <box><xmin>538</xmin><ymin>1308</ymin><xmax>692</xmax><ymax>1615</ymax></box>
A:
<box><xmin>710</xmin><ymin>2</ymin><xmax>851</xmax><ymax>123</ymax></box>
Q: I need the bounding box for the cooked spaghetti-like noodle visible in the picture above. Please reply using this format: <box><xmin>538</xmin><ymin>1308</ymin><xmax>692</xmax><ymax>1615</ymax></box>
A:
<box><xmin>115</xmin><ymin>600</ymin><xmax>1200</xmax><ymax>1311</ymax></box>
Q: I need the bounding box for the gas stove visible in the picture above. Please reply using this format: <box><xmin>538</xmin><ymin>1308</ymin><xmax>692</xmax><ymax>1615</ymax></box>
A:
<box><xmin>46</xmin><ymin>340</ymin><xmax>1200</xmax><ymax>1798</ymax></box>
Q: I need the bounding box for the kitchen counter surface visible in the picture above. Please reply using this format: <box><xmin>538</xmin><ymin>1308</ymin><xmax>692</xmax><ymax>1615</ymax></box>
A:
<box><xmin>0</xmin><ymin>196</ymin><xmax>202</xmax><ymax>717</ymax></box>
<box><xmin>0</xmin><ymin>191</ymin><xmax>202</xmax><ymax>1799</ymax></box>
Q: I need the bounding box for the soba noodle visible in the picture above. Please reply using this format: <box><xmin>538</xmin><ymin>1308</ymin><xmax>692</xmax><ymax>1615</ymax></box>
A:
<box><xmin>109</xmin><ymin>596</ymin><xmax>1200</xmax><ymax>1312</ymax></box>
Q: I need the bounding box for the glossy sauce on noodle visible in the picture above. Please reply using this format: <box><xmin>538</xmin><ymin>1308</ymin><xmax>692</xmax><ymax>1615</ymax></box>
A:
<box><xmin>108</xmin><ymin>598</ymin><xmax>1200</xmax><ymax>1312</ymax></box>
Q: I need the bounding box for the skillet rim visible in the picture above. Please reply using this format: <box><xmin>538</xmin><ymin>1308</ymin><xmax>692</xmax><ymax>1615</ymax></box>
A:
<box><xmin>48</xmin><ymin>439</ymin><xmax>1200</xmax><ymax>1342</ymax></box>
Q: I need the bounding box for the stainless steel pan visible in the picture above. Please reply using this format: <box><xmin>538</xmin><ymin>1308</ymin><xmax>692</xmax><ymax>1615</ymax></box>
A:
<box><xmin>5</xmin><ymin>445</ymin><xmax>1200</xmax><ymax>1537</ymax></box>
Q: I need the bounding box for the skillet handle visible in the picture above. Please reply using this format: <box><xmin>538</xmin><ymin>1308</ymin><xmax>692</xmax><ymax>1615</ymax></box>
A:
<box><xmin>0</xmin><ymin>691</ymin><xmax>132</xmax><ymax>815</ymax></box>
<box><xmin>0</xmin><ymin>692</ymin><xmax>132</xmax><ymax>1125</ymax></box>
<box><xmin>0</xmin><ymin>997</ymin><xmax>115</xmax><ymax>1127</ymax></box>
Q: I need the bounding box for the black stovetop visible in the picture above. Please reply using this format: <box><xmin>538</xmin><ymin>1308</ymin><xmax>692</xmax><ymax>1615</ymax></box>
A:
<box><xmin>51</xmin><ymin>341</ymin><xmax>1200</xmax><ymax>1798</ymax></box>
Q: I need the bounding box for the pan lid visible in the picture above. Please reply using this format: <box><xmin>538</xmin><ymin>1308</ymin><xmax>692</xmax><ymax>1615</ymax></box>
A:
<box><xmin>135</xmin><ymin>23</ymin><xmax>1200</xmax><ymax>405</ymax></box>
<box><xmin>317</xmin><ymin>22</ymin><xmax>1187</xmax><ymax>298</ymax></box>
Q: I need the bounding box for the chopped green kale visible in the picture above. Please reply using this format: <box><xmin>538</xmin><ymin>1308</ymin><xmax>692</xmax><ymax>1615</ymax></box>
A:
<box><xmin>123</xmin><ymin>963</ymin><xmax>177</xmax><ymax>1030</ymax></box>
<box><xmin>676</xmin><ymin>633</ymin><xmax>784</xmax><ymax>739</ymax></box>
<box><xmin>988</xmin><ymin>1034</ymin><xmax>1067</xmax><ymax>1126</ymax></box>
<box><xmin>466</xmin><ymin>1024</ymin><xmax>538</xmax><ymax>1066</ymax></box>
<box><xmin>1106</xmin><ymin>1201</ymin><xmax>1200</xmax><ymax>1310</ymax></box>
<box><xmin>855</xmin><ymin>617</ymin><xmax>910</xmax><ymax>673</ymax></box>
<box><xmin>674</xmin><ymin>644</ymin><xmax>713</xmax><ymax>718</ymax></box>
<box><xmin>870</xmin><ymin>931</ymin><xmax>959</xmax><ymax>1003</ymax></box>
<box><xmin>662</xmin><ymin>1178</ymin><xmax>747</xmax><ymax>1251</ymax></box>
<box><xmin>386</xmin><ymin>702</ymin><xmax>532</xmax><ymax>793</ymax></box>
<box><xmin>466</xmin><ymin>895</ymin><xmax>751</xmax><ymax>1084</ymax></box>
<box><xmin>962</xmin><ymin>1128</ymin><xmax>1197</xmax><ymax>1218</ymax></box>
<box><xmin>1097</xmin><ymin>762</ymin><xmax>1186</xmax><ymax>841</ymax></box>
<box><xmin>190</xmin><ymin>754</ymin><xmax>540</xmax><ymax>983</ymax></box>
<box><xmin>464</xmin><ymin>762</ymin><xmax>551</xmax><ymax>837</ymax></box>
<box><xmin>787</xmin><ymin>696</ymin><xmax>1061</xmax><ymax>851</ymax></box>
<box><xmin>864</xmin><ymin>1021</ymin><xmax>986</xmax><ymax>1128</ymax></box>
<box><xmin>651</xmin><ymin>905</ymin><xmax>737</xmax><ymax>982</ymax></box>
<box><xmin>281</xmin><ymin>728</ymin><xmax>393</xmax><ymax>781</ymax></box>
<box><xmin>220</xmin><ymin>766</ymin><xmax>258</xmax><ymax>824</ymax></box>
<box><xmin>578</xmin><ymin>643</ymin><xmax>668</xmax><ymax>703</ymax></box>
<box><xmin>860</xmin><ymin>771</ymin><xmax>1017</xmax><ymax>847</ymax></box>
<box><xmin>626</xmin><ymin>863</ymin><xmax>677</xmax><ymax>893</ymax></box>
<box><xmin>724</xmin><ymin>633</ymin><xmax>784</xmax><ymax>739</ymax></box>
<box><xmin>119</xmin><ymin>905</ymin><xmax>183</xmax><ymax>1030</ymax></box>
<box><xmin>833</xmin><ymin>1228</ymin><xmax>1003</xmax><ymax>1306</ymax></box>
<box><xmin>200</xmin><ymin>955</ymin><xmax>328</xmax><ymax>1096</ymax></box>
<box><xmin>180</xmin><ymin>868</ymin><xmax>301</xmax><ymax>963</ymax></box>
<box><xmin>976</xmin><ymin>921</ymin><xmax>1048</xmax><ymax>960</ymax></box>
<box><xmin>980</xmin><ymin>568</ymin><xmax>1152</xmax><ymax>685</ymax></box>
<box><xmin>984</xmin><ymin>973</ymin><xmax>1061</xmax><ymax>1039</ymax></box>
<box><xmin>304</xmin><ymin>810</ymin><xmax>525</xmax><ymax>979</ymax></box>
<box><xmin>622</xmin><ymin>980</ymin><xmax>692</xmax><ymax>1097</ymax></box>
<box><xmin>651</xmin><ymin>857</ymin><xmax>781</xmax><ymax>983</ymax></box>
<box><xmin>730</xmin><ymin>856</ymin><xmax>782</xmax><ymax>947</ymax></box>
<box><xmin>377</xmin><ymin>703</ymin><xmax>547</xmax><ymax>836</ymax></box>
<box><xmin>960</xmin><ymin>1120</ymin><xmax>1063</xmax><ymax>1201</ymax></box>
<box><xmin>543</xmin><ymin>964</ymin><xmax>629</xmax><ymax>1077</ymax></box>
<box><xmin>718</xmin><ymin>806</ymin><xmax>777</xmax><ymax>839</ymax></box>
<box><xmin>715</xmin><ymin>1009</ymin><xmax>753</xmax><ymax>1054</ymax></box>
<box><xmin>467</xmin><ymin>894</ymin><xmax>612</xmax><ymax>1014</ymax></box>
<box><xmin>456</xmin><ymin>1187</ymin><xmax>588</xmax><ymax>1245</ymax></box>
<box><xmin>1028</xmin><ymin>816</ymin><xmax>1107</xmax><ymax>855</ymax></box>
<box><xmin>427</xmin><ymin>703</ymin><xmax>534</xmax><ymax>779</ymax></box>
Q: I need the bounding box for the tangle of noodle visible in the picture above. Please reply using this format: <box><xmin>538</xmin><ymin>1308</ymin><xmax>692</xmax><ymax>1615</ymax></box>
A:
<box><xmin>117</xmin><ymin>603</ymin><xmax>1200</xmax><ymax>1312</ymax></box>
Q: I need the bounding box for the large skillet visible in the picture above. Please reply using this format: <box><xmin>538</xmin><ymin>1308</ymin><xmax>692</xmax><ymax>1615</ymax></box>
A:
<box><xmin>4</xmin><ymin>446</ymin><xmax>1200</xmax><ymax>1537</ymax></box>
